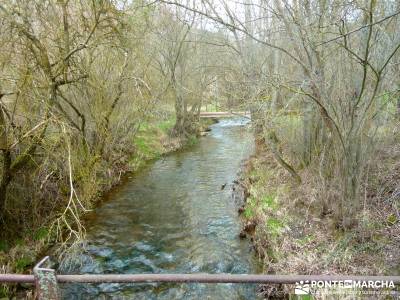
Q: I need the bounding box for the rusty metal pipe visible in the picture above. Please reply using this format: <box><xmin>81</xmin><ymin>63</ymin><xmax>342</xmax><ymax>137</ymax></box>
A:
<box><xmin>1</xmin><ymin>274</ymin><xmax>400</xmax><ymax>284</ymax></box>
<box><xmin>0</xmin><ymin>274</ymin><xmax>35</xmax><ymax>283</ymax></box>
<box><xmin>55</xmin><ymin>274</ymin><xmax>400</xmax><ymax>284</ymax></box>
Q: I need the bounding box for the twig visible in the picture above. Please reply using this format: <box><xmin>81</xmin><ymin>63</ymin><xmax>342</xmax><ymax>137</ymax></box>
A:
<box><xmin>317</xmin><ymin>10</ymin><xmax>400</xmax><ymax>47</ymax></box>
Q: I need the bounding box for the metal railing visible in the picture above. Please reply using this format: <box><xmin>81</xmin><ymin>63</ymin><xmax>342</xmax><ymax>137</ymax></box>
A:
<box><xmin>1</xmin><ymin>257</ymin><xmax>400</xmax><ymax>299</ymax></box>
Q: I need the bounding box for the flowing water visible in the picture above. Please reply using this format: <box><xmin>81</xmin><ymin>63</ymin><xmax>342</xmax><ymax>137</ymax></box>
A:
<box><xmin>61</xmin><ymin>117</ymin><xmax>260</xmax><ymax>299</ymax></box>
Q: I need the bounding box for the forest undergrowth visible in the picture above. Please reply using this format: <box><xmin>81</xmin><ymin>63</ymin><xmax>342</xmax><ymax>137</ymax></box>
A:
<box><xmin>239</xmin><ymin>118</ymin><xmax>400</xmax><ymax>298</ymax></box>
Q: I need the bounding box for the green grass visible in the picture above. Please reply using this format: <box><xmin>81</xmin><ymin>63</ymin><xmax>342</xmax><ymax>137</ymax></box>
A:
<box><xmin>244</xmin><ymin>207</ymin><xmax>254</xmax><ymax>218</ymax></box>
<box><xmin>33</xmin><ymin>227</ymin><xmax>49</xmax><ymax>241</ymax></box>
<box><xmin>274</xmin><ymin>114</ymin><xmax>302</xmax><ymax>126</ymax></box>
<box><xmin>297</xmin><ymin>234</ymin><xmax>315</xmax><ymax>246</ymax></box>
<box><xmin>243</xmin><ymin>197</ymin><xmax>257</xmax><ymax>219</ymax></box>
<box><xmin>157</xmin><ymin>117</ymin><xmax>176</xmax><ymax>134</ymax></box>
<box><xmin>262</xmin><ymin>194</ymin><xmax>278</xmax><ymax>211</ymax></box>
<box><xmin>131</xmin><ymin>116</ymin><xmax>213</xmax><ymax>167</ymax></box>
<box><xmin>15</xmin><ymin>257</ymin><xmax>33</xmax><ymax>272</ymax></box>
<box><xmin>133</xmin><ymin>117</ymin><xmax>176</xmax><ymax>161</ymax></box>
<box><xmin>266</xmin><ymin>218</ymin><xmax>284</xmax><ymax>237</ymax></box>
<box><xmin>134</xmin><ymin>136</ymin><xmax>157</xmax><ymax>157</ymax></box>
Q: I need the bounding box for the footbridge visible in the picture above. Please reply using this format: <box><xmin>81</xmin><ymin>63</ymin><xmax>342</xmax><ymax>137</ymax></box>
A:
<box><xmin>199</xmin><ymin>111</ymin><xmax>251</xmax><ymax>118</ymax></box>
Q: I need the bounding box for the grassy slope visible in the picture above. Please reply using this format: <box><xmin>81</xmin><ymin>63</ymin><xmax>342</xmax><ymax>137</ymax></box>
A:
<box><xmin>132</xmin><ymin>117</ymin><xmax>212</xmax><ymax>165</ymax></box>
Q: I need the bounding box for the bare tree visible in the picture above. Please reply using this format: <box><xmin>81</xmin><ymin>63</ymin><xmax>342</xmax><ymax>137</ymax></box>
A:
<box><xmin>160</xmin><ymin>0</ymin><xmax>400</xmax><ymax>227</ymax></box>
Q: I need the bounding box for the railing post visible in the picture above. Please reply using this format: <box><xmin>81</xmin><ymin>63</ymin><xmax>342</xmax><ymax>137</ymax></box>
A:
<box><xmin>33</xmin><ymin>256</ymin><xmax>60</xmax><ymax>300</ymax></box>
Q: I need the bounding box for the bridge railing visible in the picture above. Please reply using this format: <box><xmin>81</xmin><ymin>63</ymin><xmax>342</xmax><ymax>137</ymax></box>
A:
<box><xmin>1</xmin><ymin>257</ymin><xmax>399</xmax><ymax>299</ymax></box>
<box><xmin>199</xmin><ymin>111</ymin><xmax>251</xmax><ymax>118</ymax></box>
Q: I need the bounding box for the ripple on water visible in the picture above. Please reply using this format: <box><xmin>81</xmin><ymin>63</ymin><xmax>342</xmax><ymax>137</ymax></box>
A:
<box><xmin>60</xmin><ymin>117</ymin><xmax>260</xmax><ymax>299</ymax></box>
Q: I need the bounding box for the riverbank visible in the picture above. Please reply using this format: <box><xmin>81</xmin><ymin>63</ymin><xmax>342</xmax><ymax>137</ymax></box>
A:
<box><xmin>0</xmin><ymin>117</ymin><xmax>214</xmax><ymax>298</ymax></box>
<box><xmin>238</xmin><ymin>139</ymin><xmax>400</xmax><ymax>298</ymax></box>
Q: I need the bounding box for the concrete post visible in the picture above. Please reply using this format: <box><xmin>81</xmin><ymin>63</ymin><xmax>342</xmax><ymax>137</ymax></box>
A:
<box><xmin>33</xmin><ymin>256</ymin><xmax>60</xmax><ymax>300</ymax></box>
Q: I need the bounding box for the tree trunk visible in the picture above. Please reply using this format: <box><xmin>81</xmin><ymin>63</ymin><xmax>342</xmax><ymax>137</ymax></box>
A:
<box><xmin>302</xmin><ymin>103</ymin><xmax>313</xmax><ymax>166</ymax></box>
<box><xmin>0</xmin><ymin>149</ymin><xmax>12</xmax><ymax>224</ymax></box>
<box><xmin>271</xmin><ymin>47</ymin><xmax>281</xmax><ymax>113</ymax></box>
<box><xmin>172</xmin><ymin>91</ymin><xmax>186</xmax><ymax>136</ymax></box>
<box><xmin>267</xmin><ymin>131</ymin><xmax>302</xmax><ymax>184</ymax></box>
<box><xmin>397</xmin><ymin>97</ymin><xmax>400</xmax><ymax>118</ymax></box>
<box><xmin>0</xmin><ymin>105</ymin><xmax>10</xmax><ymax>222</ymax></box>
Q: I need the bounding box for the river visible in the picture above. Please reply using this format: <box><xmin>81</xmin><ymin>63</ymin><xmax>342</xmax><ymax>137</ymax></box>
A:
<box><xmin>61</xmin><ymin>117</ymin><xmax>260</xmax><ymax>299</ymax></box>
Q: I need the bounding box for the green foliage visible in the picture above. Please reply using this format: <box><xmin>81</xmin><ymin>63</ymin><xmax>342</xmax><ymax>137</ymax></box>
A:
<box><xmin>15</xmin><ymin>257</ymin><xmax>33</xmax><ymax>272</ymax></box>
<box><xmin>387</xmin><ymin>213</ymin><xmax>398</xmax><ymax>225</ymax></box>
<box><xmin>0</xmin><ymin>285</ymin><xmax>9</xmax><ymax>298</ymax></box>
<box><xmin>33</xmin><ymin>228</ymin><xmax>49</xmax><ymax>241</ymax></box>
<box><xmin>201</xmin><ymin>103</ymin><xmax>219</xmax><ymax>112</ymax></box>
<box><xmin>185</xmin><ymin>135</ymin><xmax>198</xmax><ymax>147</ymax></box>
<box><xmin>0</xmin><ymin>240</ymin><xmax>9</xmax><ymax>252</ymax></box>
<box><xmin>15</xmin><ymin>239</ymin><xmax>25</xmax><ymax>247</ymax></box>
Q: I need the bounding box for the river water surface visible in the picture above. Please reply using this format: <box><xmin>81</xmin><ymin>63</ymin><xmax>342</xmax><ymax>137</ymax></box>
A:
<box><xmin>61</xmin><ymin>117</ymin><xmax>260</xmax><ymax>299</ymax></box>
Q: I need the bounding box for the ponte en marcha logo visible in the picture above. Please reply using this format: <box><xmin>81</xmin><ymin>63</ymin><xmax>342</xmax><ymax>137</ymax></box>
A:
<box><xmin>295</xmin><ymin>279</ymin><xmax>396</xmax><ymax>295</ymax></box>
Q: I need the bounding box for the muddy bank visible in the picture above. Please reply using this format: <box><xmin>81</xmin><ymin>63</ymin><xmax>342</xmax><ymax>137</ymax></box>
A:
<box><xmin>232</xmin><ymin>159</ymin><xmax>255</xmax><ymax>237</ymax></box>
